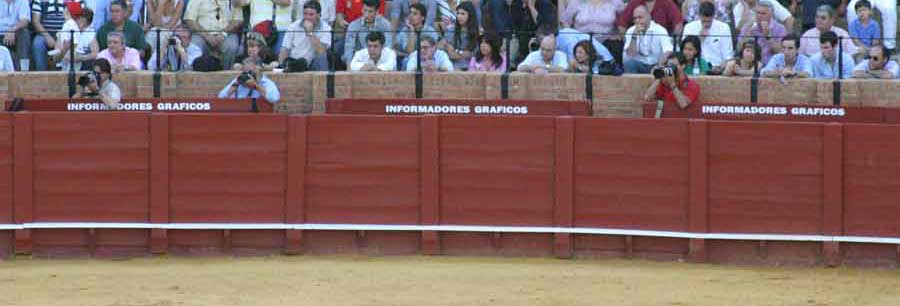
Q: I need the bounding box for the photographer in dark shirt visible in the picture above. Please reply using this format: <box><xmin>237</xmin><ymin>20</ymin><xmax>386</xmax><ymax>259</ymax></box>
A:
<box><xmin>71</xmin><ymin>58</ymin><xmax>122</xmax><ymax>110</ymax></box>
<box><xmin>643</xmin><ymin>52</ymin><xmax>701</xmax><ymax>117</ymax></box>
<box><xmin>217</xmin><ymin>57</ymin><xmax>281</xmax><ymax>104</ymax></box>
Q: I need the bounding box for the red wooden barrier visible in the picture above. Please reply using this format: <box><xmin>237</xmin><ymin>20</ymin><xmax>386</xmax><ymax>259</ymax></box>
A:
<box><xmin>0</xmin><ymin>114</ymin><xmax>11</xmax><ymax>258</ymax></box>
<box><xmin>642</xmin><ymin>102</ymin><xmax>886</xmax><ymax>123</ymax></box>
<box><xmin>326</xmin><ymin>99</ymin><xmax>592</xmax><ymax>116</ymax></box>
<box><xmin>8</xmin><ymin>98</ymin><xmax>272</xmax><ymax>113</ymax></box>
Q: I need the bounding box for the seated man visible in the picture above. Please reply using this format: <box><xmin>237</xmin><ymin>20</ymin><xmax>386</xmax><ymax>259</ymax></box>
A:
<box><xmin>405</xmin><ymin>36</ymin><xmax>452</xmax><ymax>72</ymax></box>
<box><xmin>623</xmin><ymin>5</ymin><xmax>673</xmax><ymax>74</ymax></box>
<box><xmin>810</xmin><ymin>31</ymin><xmax>856</xmax><ymax>79</ymax></box>
<box><xmin>853</xmin><ymin>45</ymin><xmax>899</xmax><ymax>79</ymax></box>
<box><xmin>682</xmin><ymin>1</ymin><xmax>734</xmax><ymax>70</ymax></box>
<box><xmin>761</xmin><ymin>35</ymin><xmax>812</xmax><ymax>79</ymax></box>
<box><xmin>71</xmin><ymin>58</ymin><xmax>122</xmax><ymax>109</ymax></box>
<box><xmin>0</xmin><ymin>0</ymin><xmax>31</xmax><ymax>70</ymax></box>
<box><xmin>350</xmin><ymin>31</ymin><xmax>397</xmax><ymax>71</ymax></box>
<box><xmin>279</xmin><ymin>0</ymin><xmax>331</xmax><ymax>72</ymax></box>
<box><xmin>643</xmin><ymin>52</ymin><xmax>701</xmax><ymax>112</ymax></box>
<box><xmin>218</xmin><ymin>57</ymin><xmax>281</xmax><ymax>103</ymax></box>
<box><xmin>342</xmin><ymin>0</ymin><xmax>392</xmax><ymax>65</ymax></box>
<box><xmin>97</xmin><ymin>31</ymin><xmax>143</xmax><ymax>72</ymax></box>
<box><xmin>148</xmin><ymin>25</ymin><xmax>203</xmax><ymax>71</ymax></box>
<box><xmin>184</xmin><ymin>0</ymin><xmax>244</xmax><ymax>70</ymax></box>
<box><xmin>95</xmin><ymin>1</ymin><xmax>145</xmax><ymax>51</ymax></box>
<box><xmin>800</xmin><ymin>5</ymin><xmax>857</xmax><ymax>57</ymax></box>
<box><xmin>394</xmin><ymin>3</ymin><xmax>440</xmax><ymax>59</ymax></box>
<box><xmin>516</xmin><ymin>34</ymin><xmax>568</xmax><ymax>73</ymax></box>
<box><xmin>738</xmin><ymin>0</ymin><xmax>786</xmax><ymax>65</ymax></box>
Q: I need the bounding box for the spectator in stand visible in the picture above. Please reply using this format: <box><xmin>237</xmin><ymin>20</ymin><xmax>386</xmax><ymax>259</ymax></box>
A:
<box><xmin>390</xmin><ymin>0</ymin><xmax>436</xmax><ymax>33</ymax></box>
<box><xmin>681</xmin><ymin>0</ymin><xmax>731</xmax><ymax>24</ymax></box>
<box><xmin>738</xmin><ymin>0</ymin><xmax>785</xmax><ymax>65</ymax></box>
<box><xmin>31</xmin><ymin>0</ymin><xmax>84</xmax><ymax>71</ymax></box>
<box><xmin>334</xmin><ymin>0</ymin><xmax>385</xmax><ymax>67</ymax></box>
<box><xmin>96</xmin><ymin>1</ymin><xmax>145</xmax><ymax>50</ymax></box>
<box><xmin>0</xmin><ymin>0</ymin><xmax>31</xmax><ymax>71</ymax></box>
<box><xmin>218</xmin><ymin>57</ymin><xmax>281</xmax><ymax>103</ymax></box>
<box><xmin>342</xmin><ymin>0</ymin><xmax>392</xmax><ymax>65</ymax></box>
<box><xmin>846</xmin><ymin>0</ymin><xmax>895</xmax><ymax>52</ymax></box>
<box><xmin>798</xmin><ymin>0</ymin><xmax>845</xmax><ymax>32</ymax></box>
<box><xmin>810</xmin><ymin>30</ymin><xmax>855</xmax><ymax>79</ymax></box>
<box><xmin>733</xmin><ymin>0</ymin><xmax>794</xmax><ymax>35</ymax></box>
<box><xmin>852</xmin><ymin>44</ymin><xmax>897</xmax><ymax>78</ymax></box>
<box><xmin>183</xmin><ymin>0</ymin><xmax>243</xmax><ymax>70</ymax></box>
<box><xmin>234</xmin><ymin>32</ymin><xmax>279</xmax><ymax>70</ymax></box>
<box><xmin>516</xmin><ymin>33</ymin><xmax>567</xmax><ymax>73</ymax></box>
<box><xmin>148</xmin><ymin>24</ymin><xmax>202</xmax><ymax>71</ymax></box>
<box><xmin>438</xmin><ymin>1</ymin><xmax>476</xmax><ymax>70</ymax></box>
<box><xmin>91</xmin><ymin>0</ymin><xmax>144</xmax><ymax>31</ymax></box>
<box><xmin>556</xmin><ymin>27</ymin><xmax>614</xmax><ymax>63</ymax></box>
<box><xmin>51</xmin><ymin>6</ymin><xmax>98</xmax><ymax>71</ymax></box>
<box><xmin>350</xmin><ymin>31</ymin><xmax>396</xmax><ymax>70</ymax></box>
<box><xmin>468</xmin><ymin>32</ymin><xmax>506</xmax><ymax>72</ymax></box>
<box><xmin>723</xmin><ymin>39</ymin><xmax>761</xmax><ymax>76</ymax></box>
<box><xmin>405</xmin><ymin>35</ymin><xmax>453</xmax><ymax>71</ymax></box>
<box><xmin>847</xmin><ymin>0</ymin><xmax>880</xmax><ymax>57</ymax></box>
<box><xmin>395</xmin><ymin>2</ymin><xmax>439</xmax><ymax>64</ymax></box>
<box><xmin>72</xmin><ymin>58</ymin><xmax>122</xmax><ymax>109</ymax></box>
<box><xmin>97</xmin><ymin>31</ymin><xmax>143</xmax><ymax>71</ymax></box>
<box><xmin>568</xmin><ymin>39</ymin><xmax>604</xmax><ymax>73</ymax></box>
<box><xmin>616</xmin><ymin>0</ymin><xmax>683</xmax><ymax>36</ymax></box>
<box><xmin>643</xmin><ymin>52</ymin><xmax>700</xmax><ymax>111</ymax></box>
<box><xmin>0</xmin><ymin>46</ymin><xmax>14</xmax><ymax>71</ymax></box>
<box><xmin>800</xmin><ymin>5</ymin><xmax>857</xmax><ymax>57</ymax></box>
<box><xmin>560</xmin><ymin>0</ymin><xmax>623</xmax><ymax>63</ymax></box>
<box><xmin>761</xmin><ymin>35</ymin><xmax>813</xmax><ymax>79</ymax></box>
<box><xmin>623</xmin><ymin>5</ymin><xmax>673</xmax><ymax>73</ymax></box>
<box><xmin>295</xmin><ymin>0</ymin><xmax>335</xmax><ymax>25</ymax></box>
<box><xmin>681</xmin><ymin>35</ymin><xmax>710</xmax><ymax>75</ymax></box>
<box><xmin>682</xmin><ymin>2</ymin><xmax>732</xmax><ymax>72</ymax></box>
<box><xmin>484</xmin><ymin>0</ymin><xmax>556</xmax><ymax>64</ymax></box>
<box><xmin>235</xmin><ymin>0</ymin><xmax>292</xmax><ymax>55</ymax></box>
<box><xmin>279</xmin><ymin>0</ymin><xmax>332</xmax><ymax>71</ymax></box>
<box><xmin>144</xmin><ymin>0</ymin><xmax>185</xmax><ymax>53</ymax></box>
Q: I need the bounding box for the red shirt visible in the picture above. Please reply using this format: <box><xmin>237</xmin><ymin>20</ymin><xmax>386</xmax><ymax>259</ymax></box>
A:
<box><xmin>337</xmin><ymin>0</ymin><xmax>387</xmax><ymax>23</ymax></box>
<box><xmin>656</xmin><ymin>77</ymin><xmax>700</xmax><ymax>107</ymax></box>
<box><xmin>615</xmin><ymin>0</ymin><xmax>684</xmax><ymax>34</ymax></box>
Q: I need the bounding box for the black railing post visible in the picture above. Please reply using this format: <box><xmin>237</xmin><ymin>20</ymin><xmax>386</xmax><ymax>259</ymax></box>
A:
<box><xmin>834</xmin><ymin>37</ymin><xmax>843</xmax><ymax>105</ymax></box>
<box><xmin>153</xmin><ymin>28</ymin><xmax>162</xmax><ymax>98</ymax></box>
<box><xmin>327</xmin><ymin>28</ymin><xmax>336</xmax><ymax>100</ymax></box>
<box><xmin>750</xmin><ymin>35</ymin><xmax>759</xmax><ymax>104</ymax></box>
<box><xmin>67</xmin><ymin>30</ymin><xmax>77</xmax><ymax>98</ymax></box>
<box><xmin>586</xmin><ymin>32</ymin><xmax>594</xmax><ymax>102</ymax></box>
<box><xmin>415</xmin><ymin>30</ymin><xmax>423</xmax><ymax>99</ymax></box>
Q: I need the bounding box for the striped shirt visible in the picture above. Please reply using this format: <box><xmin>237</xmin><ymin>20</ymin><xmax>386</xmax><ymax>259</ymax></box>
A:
<box><xmin>32</xmin><ymin>0</ymin><xmax>84</xmax><ymax>35</ymax></box>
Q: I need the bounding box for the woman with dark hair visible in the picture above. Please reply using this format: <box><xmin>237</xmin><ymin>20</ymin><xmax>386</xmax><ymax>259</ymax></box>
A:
<box><xmin>468</xmin><ymin>33</ymin><xmax>506</xmax><ymax>72</ymax></box>
<box><xmin>724</xmin><ymin>40</ymin><xmax>762</xmax><ymax>77</ymax></box>
<box><xmin>440</xmin><ymin>1</ymin><xmax>479</xmax><ymax>70</ymax></box>
<box><xmin>681</xmin><ymin>35</ymin><xmax>710</xmax><ymax>76</ymax></box>
<box><xmin>569</xmin><ymin>39</ymin><xmax>600</xmax><ymax>73</ymax></box>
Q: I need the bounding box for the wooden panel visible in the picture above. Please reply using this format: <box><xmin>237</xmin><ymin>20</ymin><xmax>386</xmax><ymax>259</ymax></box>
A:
<box><xmin>305</xmin><ymin>116</ymin><xmax>421</xmax><ymax>224</ymax></box>
<box><xmin>169</xmin><ymin>114</ymin><xmax>287</xmax><ymax>222</ymax></box>
<box><xmin>708</xmin><ymin>121</ymin><xmax>824</xmax><ymax>234</ymax></box>
<box><xmin>440</xmin><ymin>117</ymin><xmax>556</xmax><ymax>226</ymax></box>
<box><xmin>843</xmin><ymin>124</ymin><xmax>900</xmax><ymax>237</ymax></box>
<box><xmin>573</xmin><ymin>118</ymin><xmax>690</xmax><ymax>231</ymax></box>
<box><xmin>0</xmin><ymin>114</ymin><xmax>13</xmax><ymax>224</ymax></box>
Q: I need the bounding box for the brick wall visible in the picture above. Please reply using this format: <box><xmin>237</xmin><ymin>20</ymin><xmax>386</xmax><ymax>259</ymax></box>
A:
<box><xmin>3</xmin><ymin>71</ymin><xmax>899</xmax><ymax>117</ymax></box>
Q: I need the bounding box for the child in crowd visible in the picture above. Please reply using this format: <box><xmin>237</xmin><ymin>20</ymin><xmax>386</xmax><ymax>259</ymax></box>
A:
<box><xmin>848</xmin><ymin>0</ymin><xmax>881</xmax><ymax>58</ymax></box>
<box><xmin>49</xmin><ymin>1</ymin><xmax>85</xmax><ymax>58</ymax></box>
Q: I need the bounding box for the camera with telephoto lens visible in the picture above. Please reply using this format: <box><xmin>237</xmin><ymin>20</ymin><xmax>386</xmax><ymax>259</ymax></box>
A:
<box><xmin>77</xmin><ymin>71</ymin><xmax>99</xmax><ymax>87</ymax></box>
<box><xmin>652</xmin><ymin>64</ymin><xmax>677</xmax><ymax>79</ymax></box>
<box><xmin>168</xmin><ymin>36</ymin><xmax>178</xmax><ymax>46</ymax></box>
<box><xmin>237</xmin><ymin>70</ymin><xmax>256</xmax><ymax>85</ymax></box>
<box><xmin>529</xmin><ymin>38</ymin><xmax>539</xmax><ymax>52</ymax></box>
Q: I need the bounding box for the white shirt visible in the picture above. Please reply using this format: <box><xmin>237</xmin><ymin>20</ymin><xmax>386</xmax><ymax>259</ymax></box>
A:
<box><xmin>282</xmin><ymin>19</ymin><xmax>332</xmax><ymax>62</ymax></box>
<box><xmin>517</xmin><ymin>50</ymin><xmax>569</xmax><ymax>71</ymax></box>
<box><xmin>624</xmin><ymin>21</ymin><xmax>673</xmax><ymax>66</ymax></box>
<box><xmin>734</xmin><ymin>0</ymin><xmax>792</xmax><ymax>29</ymax></box>
<box><xmin>248</xmin><ymin>0</ymin><xmax>294</xmax><ymax>29</ymax></box>
<box><xmin>99</xmin><ymin>79</ymin><xmax>122</xmax><ymax>107</ymax></box>
<box><xmin>294</xmin><ymin>0</ymin><xmax>336</xmax><ymax>24</ymax></box>
<box><xmin>0</xmin><ymin>46</ymin><xmax>13</xmax><ymax>71</ymax></box>
<box><xmin>60</xmin><ymin>26</ymin><xmax>97</xmax><ymax>71</ymax></box>
<box><xmin>350</xmin><ymin>47</ymin><xmax>398</xmax><ymax>71</ymax></box>
<box><xmin>405</xmin><ymin>49</ymin><xmax>454</xmax><ymax>71</ymax></box>
<box><xmin>682</xmin><ymin>19</ymin><xmax>733</xmax><ymax>67</ymax></box>
<box><xmin>853</xmin><ymin>59</ymin><xmax>900</xmax><ymax>78</ymax></box>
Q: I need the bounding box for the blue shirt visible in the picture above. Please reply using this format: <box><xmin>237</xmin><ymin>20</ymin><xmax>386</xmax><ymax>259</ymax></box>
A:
<box><xmin>849</xmin><ymin>18</ymin><xmax>880</xmax><ymax>47</ymax></box>
<box><xmin>0</xmin><ymin>0</ymin><xmax>31</xmax><ymax>32</ymax></box>
<box><xmin>810</xmin><ymin>51</ymin><xmax>855</xmax><ymax>79</ymax></box>
<box><xmin>760</xmin><ymin>53</ymin><xmax>814</xmax><ymax>76</ymax></box>
<box><xmin>394</xmin><ymin>24</ymin><xmax>439</xmax><ymax>55</ymax></box>
<box><xmin>91</xmin><ymin>0</ymin><xmax>145</xmax><ymax>33</ymax></box>
<box><xmin>218</xmin><ymin>75</ymin><xmax>281</xmax><ymax>103</ymax></box>
<box><xmin>556</xmin><ymin>28</ymin><xmax>614</xmax><ymax>62</ymax></box>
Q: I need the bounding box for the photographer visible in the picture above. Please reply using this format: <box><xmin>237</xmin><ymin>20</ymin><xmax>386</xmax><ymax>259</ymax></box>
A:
<box><xmin>643</xmin><ymin>52</ymin><xmax>700</xmax><ymax>112</ymax></box>
<box><xmin>217</xmin><ymin>57</ymin><xmax>281</xmax><ymax>104</ymax></box>
<box><xmin>71</xmin><ymin>58</ymin><xmax>122</xmax><ymax>110</ymax></box>
<box><xmin>148</xmin><ymin>25</ymin><xmax>203</xmax><ymax>71</ymax></box>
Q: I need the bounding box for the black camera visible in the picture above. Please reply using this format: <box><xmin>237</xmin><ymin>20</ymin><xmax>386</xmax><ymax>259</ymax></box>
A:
<box><xmin>237</xmin><ymin>70</ymin><xmax>256</xmax><ymax>85</ymax></box>
<box><xmin>529</xmin><ymin>39</ymin><xmax>539</xmax><ymax>52</ymax></box>
<box><xmin>77</xmin><ymin>72</ymin><xmax>98</xmax><ymax>87</ymax></box>
<box><xmin>652</xmin><ymin>64</ymin><xmax>677</xmax><ymax>79</ymax></box>
<box><xmin>168</xmin><ymin>36</ymin><xmax>178</xmax><ymax>46</ymax></box>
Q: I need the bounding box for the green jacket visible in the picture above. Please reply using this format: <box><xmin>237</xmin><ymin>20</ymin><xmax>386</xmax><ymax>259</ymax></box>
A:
<box><xmin>684</xmin><ymin>58</ymin><xmax>710</xmax><ymax>76</ymax></box>
<box><xmin>96</xmin><ymin>20</ymin><xmax>146</xmax><ymax>51</ymax></box>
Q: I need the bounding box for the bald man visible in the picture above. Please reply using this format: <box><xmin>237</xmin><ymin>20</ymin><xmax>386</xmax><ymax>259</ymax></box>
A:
<box><xmin>516</xmin><ymin>34</ymin><xmax>568</xmax><ymax>73</ymax></box>
<box><xmin>623</xmin><ymin>5</ymin><xmax>673</xmax><ymax>74</ymax></box>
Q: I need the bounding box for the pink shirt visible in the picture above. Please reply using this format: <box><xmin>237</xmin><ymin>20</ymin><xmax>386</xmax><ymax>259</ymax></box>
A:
<box><xmin>562</xmin><ymin>0</ymin><xmax>624</xmax><ymax>40</ymax></box>
<box><xmin>468</xmin><ymin>55</ymin><xmax>507</xmax><ymax>72</ymax></box>
<box><xmin>97</xmin><ymin>47</ymin><xmax>144</xmax><ymax>70</ymax></box>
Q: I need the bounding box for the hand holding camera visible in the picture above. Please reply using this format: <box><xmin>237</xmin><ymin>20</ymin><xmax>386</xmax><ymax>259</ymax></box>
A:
<box><xmin>77</xmin><ymin>72</ymin><xmax>101</xmax><ymax>94</ymax></box>
<box><xmin>236</xmin><ymin>70</ymin><xmax>258</xmax><ymax>89</ymax></box>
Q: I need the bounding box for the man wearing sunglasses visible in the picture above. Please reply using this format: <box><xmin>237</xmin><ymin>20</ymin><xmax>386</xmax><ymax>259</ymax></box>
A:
<box><xmin>852</xmin><ymin>45</ymin><xmax>898</xmax><ymax>79</ymax></box>
<box><xmin>184</xmin><ymin>0</ymin><xmax>244</xmax><ymax>69</ymax></box>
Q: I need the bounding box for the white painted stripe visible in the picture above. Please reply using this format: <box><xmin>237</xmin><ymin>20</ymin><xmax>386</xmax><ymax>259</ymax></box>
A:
<box><xmin>2</xmin><ymin>223</ymin><xmax>899</xmax><ymax>245</ymax></box>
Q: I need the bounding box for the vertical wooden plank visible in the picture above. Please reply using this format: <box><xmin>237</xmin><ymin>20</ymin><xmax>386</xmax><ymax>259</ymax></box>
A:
<box><xmin>420</xmin><ymin>115</ymin><xmax>440</xmax><ymax>255</ymax></box>
<box><xmin>149</xmin><ymin>114</ymin><xmax>170</xmax><ymax>254</ymax></box>
<box><xmin>688</xmin><ymin>119</ymin><xmax>709</xmax><ymax>263</ymax></box>
<box><xmin>13</xmin><ymin>113</ymin><xmax>33</xmax><ymax>255</ymax></box>
<box><xmin>285</xmin><ymin>115</ymin><xmax>308</xmax><ymax>255</ymax></box>
<box><xmin>822</xmin><ymin>123</ymin><xmax>844</xmax><ymax>267</ymax></box>
<box><xmin>554</xmin><ymin>117</ymin><xmax>575</xmax><ymax>259</ymax></box>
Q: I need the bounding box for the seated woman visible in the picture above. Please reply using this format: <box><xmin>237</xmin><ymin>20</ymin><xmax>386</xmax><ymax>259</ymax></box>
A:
<box><xmin>568</xmin><ymin>40</ymin><xmax>601</xmax><ymax>73</ymax></box>
<box><xmin>681</xmin><ymin>35</ymin><xmax>710</xmax><ymax>76</ymax></box>
<box><xmin>468</xmin><ymin>33</ymin><xmax>506</xmax><ymax>72</ymax></box>
<box><xmin>233</xmin><ymin>32</ymin><xmax>279</xmax><ymax>71</ymax></box>
<box><xmin>439</xmin><ymin>2</ymin><xmax>478</xmax><ymax>71</ymax></box>
<box><xmin>723</xmin><ymin>40</ymin><xmax>762</xmax><ymax>77</ymax></box>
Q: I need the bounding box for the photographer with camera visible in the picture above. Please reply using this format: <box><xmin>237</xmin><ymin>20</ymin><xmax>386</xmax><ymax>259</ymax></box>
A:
<box><xmin>148</xmin><ymin>25</ymin><xmax>203</xmax><ymax>71</ymax></box>
<box><xmin>643</xmin><ymin>52</ymin><xmax>700</xmax><ymax>116</ymax></box>
<box><xmin>71</xmin><ymin>58</ymin><xmax>122</xmax><ymax>110</ymax></box>
<box><xmin>217</xmin><ymin>57</ymin><xmax>281</xmax><ymax>104</ymax></box>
